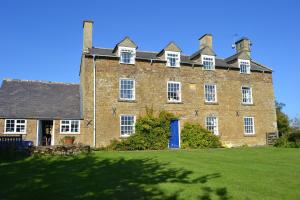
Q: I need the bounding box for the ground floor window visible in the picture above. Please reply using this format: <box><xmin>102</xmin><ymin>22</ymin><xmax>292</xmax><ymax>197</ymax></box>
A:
<box><xmin>5</xmin><ymin>119</ymin><xmax>26</xmax><ymax>133</ymax></box>
<box><xmin>206</xmin><ymin>116</ymin><xmax>219</xmax><ymax>135</ymax></box>
<box><xmin>120</xmin><ymin>115</ymin><xmax>136</xmax><ymax>137</ymax></box>
<box><xmin>60</xmin><ymin>120</ymin><xmax>80</xmax><ymax>134</ymax></box>
<box><xmin>244</xmin><ymin>117</ymin><xmax>255</xmax><ymax>135</ymax></box>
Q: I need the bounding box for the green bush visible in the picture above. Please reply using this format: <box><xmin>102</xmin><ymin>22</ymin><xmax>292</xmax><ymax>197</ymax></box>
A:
<box><xmin>181</xmin><ymin>123</ymin><xmax>221</xmax><ymax>149</ymax></box>
<box><xmin>107</xmin><ymin>108</ymin><xmax>177</xmax><ymax>150</ymax></box>
<box><xmin>274</xmin><ymin>130</ymin><xmax>300</xmax><ymax>148</ymax></box>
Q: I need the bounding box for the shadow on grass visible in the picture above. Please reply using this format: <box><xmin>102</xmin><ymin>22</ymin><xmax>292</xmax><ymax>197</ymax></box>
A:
<box><xmin>0</xmin><ymin>153</ymin><xmax>230</xmax><ymax>200</ymax></box>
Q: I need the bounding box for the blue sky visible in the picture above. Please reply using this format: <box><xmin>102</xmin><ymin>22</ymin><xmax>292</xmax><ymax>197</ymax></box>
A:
<box><xmin>0</xmin><ymin>0</ymin><xmax>299</xmax><ymax>118</ymax></box>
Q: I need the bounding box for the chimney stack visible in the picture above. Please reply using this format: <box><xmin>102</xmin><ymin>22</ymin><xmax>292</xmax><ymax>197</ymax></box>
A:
<box><xmin>199</xmin><ymin>34</ymin><xmax>213</xmax><ymax>49</ymax></box>
<box><xmin>82</xmin><ymin>20</ymin><xmax>94</xmax><ymax>52</ymax></box>
<box><xmin>235</xmin><ymin>37</ymin><xmax>251</xmax><ymax>56</ymax></box>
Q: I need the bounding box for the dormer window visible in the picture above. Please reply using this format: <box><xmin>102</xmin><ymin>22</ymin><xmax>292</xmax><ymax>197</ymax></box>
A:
<box><xmin>201</xmin><ymin>55</ymin><xmax>215</xmax><ymax>70</ymax></box>
<box><xmin>239</xmin><ymin>59</ymin><xmax>251</xmax><ymax>74</ymax></box>
<box><xmin>119</xmin><ymin>47</ymin><xmax>136</xmax><ymax>64</ymax></box>
<box><xmin>166</xmin><ymin>51</ymin><xmax>180</xmax><ymax>67</ymax></box>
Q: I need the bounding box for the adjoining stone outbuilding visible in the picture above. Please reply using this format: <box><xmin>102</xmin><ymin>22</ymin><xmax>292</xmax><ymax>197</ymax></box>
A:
<box><xmin>0</xmin><ymin>20</ymin><xmax>277</xmax><ymax>147</ymax></box>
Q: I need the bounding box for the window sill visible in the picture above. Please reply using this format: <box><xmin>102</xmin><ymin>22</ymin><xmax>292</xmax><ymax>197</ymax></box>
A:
<box><xmin>118</xmin><ymin>99</ymin><xmax>137</xmax><ymax>103</ymax></box>
<box><xmin>240</xmin><ymin>72</ymin><xmax>251</xmax><ymax>75</ymax></box>
<box><xmin>202</xmin><ymin>68</ymin><xmax>216</xmax><ymax>71</ymax></box>
<box><xmin>167</xmin><ymin>101</ymin><xmax>184</xmax><ymax>104</ymax></box>
<box><xmin>244</xmin><ymin>134</ymin><xmax>256</xmax><ymax>137</ymax></box>
<box><xmin>119</xmin><ymin>135</ymin><xmax>131</xmax><ymax>139</ymax></box>
<box><xmin>204</xmin><ymin>102</ymin><xmax>219</xmax><ymax>105</ymax></box>
<box><xmin>119</xmin><ymin>62</ymin><xmax>135</xmax><ymax>65</ymax></box>
<box><xmin>241</xmin><ymin>103</ymin><xmax>255</xmax><ymax>106</ymax></box>
<box><xmin>3</xmin><ymin>132</ymin><xmax>27</xmax><ymax>135</ymax></box>
<box><xmin>60</xmin><ymin>133</ymin><xmax>80</xmax><ymax>135</ymax></box>
<box><xmin>166</xmin><ymin>65</ymin><xmax>180</xmax><ymax>68</ymax></box>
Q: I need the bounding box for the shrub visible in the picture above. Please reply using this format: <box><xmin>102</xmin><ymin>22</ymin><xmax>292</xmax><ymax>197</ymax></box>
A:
<box><xmin>181</xmin><ymin>123</ymin><xmax>221</xmax><ymax>149</ymax></box>
<box><xmin>274</xmin><ymin>130</ymin><xmax>300</xmax><ymax>148</ymax></box>
<box><xmin>107</xmin><ymin>108</ymin><xmax>177</xmax><ymax>150</ymax></box>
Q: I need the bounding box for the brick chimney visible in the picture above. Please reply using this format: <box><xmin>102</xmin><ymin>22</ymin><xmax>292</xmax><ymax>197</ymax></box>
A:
<box><xmin>82</xmin><ymin>20</ymin><xmax>93</xmax><ymax>52</ymax></box>
<box><xmin>199</xmin><ymin>34</ymin><xmax>213</xmax><ymax>49</ymax></box>
<box><xmin>235</xmin><ymin>37</ymin><xmax>251</xmax><ymax>56</ymax></box>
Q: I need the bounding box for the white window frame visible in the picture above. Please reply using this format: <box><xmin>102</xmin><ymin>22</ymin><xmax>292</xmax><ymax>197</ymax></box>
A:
<box><xmin>118</xmin><ymin>47</ymin><xmax>136</xmax><ymax>64</ymax></box>
<box><xmin>238</xmin><ymin>59</ymin><xmax>251</xmax><ymax>74</ymax></box>
<box><xmin>244</xmin><ymin>117</ymin><xmax>255</xmax><ymax>135</ymax></box>
<box><xmin>60</xmin><ymin>120</ymin><xmax>80</xmax><ymax>134</ymax></box>
<box><xmin>4</xmin><ymin>119</ymin><xmax>27</xmax><ymax>134</ymax></box>
<box><xmin>241</xmin><ymin>86</ymin><xmax>253</xmax><ymax>104</ymax></box>
<box><xmin>120</xmin><ymin>114</ymin><xmax>136</xmax><ymax>137</ymax></box>
<box><xmin>204</xmin><ymin>84</ymin><xmax>217</xmax><ymax>103</ymax></box>
<box><xmin>165</xmin><ymin>51</ymin><xmax>180</xmax><ymax>67</ymax></box>
<box><xmin>201</xmin><ymin>55</ymin><xmax>215</xmax><ymax>70</ymax></box>
<box><xmin>167</xmin><ymin>81</ymin><xmax>182</xmax><ymax>102</ymax></box>
<box><xmin>119</xmin><ymin>78</ymin><xmax>135</xmax><ymax>100</ymax></box>
<box><xmin>205</xmin><ymin>116</ymin><xmax>219</xmax><ymax>135</ymax></box>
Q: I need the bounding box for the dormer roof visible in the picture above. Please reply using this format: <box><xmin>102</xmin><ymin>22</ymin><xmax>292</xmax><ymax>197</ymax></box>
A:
<box><xmin>157</xmin><ymin>42</ymin><xmax>181</xmax><ymax>57</ymax></box>
<box><xmin>190</xmin><ymin>46</ymin><xmax>216</xmax><ymax>60</ymax></box>
<box><xmin>112</xmin><ymin>36</ymin><xmax>137</xmax><ymax>53</ymax></box>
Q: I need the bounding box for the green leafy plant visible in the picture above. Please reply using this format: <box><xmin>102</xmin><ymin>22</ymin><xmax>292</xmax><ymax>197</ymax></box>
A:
<box><xmin>107</xmin><ymin>108</ymin><xmax>177</xmax><ymax>150</ymax></box>
<box><xmin>274</xmin><ymin>130</ymin><xmax>300</xmax><ymax>148</ymax></box>
<box><xmin>181</xmin><ymin>123</ymin><xmax>221</xmax><ymax>149</ymax></box>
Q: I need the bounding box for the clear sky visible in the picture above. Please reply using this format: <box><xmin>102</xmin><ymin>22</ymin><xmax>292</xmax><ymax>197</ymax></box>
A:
<box><xmin>0</xmin><ymin>0</ymin><xmax>299</xmax><ymax>118</ymax></box>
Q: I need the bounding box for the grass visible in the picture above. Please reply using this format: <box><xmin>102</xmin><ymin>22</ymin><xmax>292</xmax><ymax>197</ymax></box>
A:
<box><xmin>0</xmin><ymin>147</ymin><xmax>300</xmax><ymax>200</ymax></box>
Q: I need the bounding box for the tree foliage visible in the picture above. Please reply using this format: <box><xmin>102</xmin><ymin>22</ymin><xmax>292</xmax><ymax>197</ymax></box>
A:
<box><xmin>276</xmin><ymin>101</ymin><xmax>290</xmax><ymax>136</ymax></box>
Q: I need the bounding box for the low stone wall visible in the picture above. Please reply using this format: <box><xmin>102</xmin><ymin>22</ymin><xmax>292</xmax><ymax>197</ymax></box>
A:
<box><xmin>32</xmin><ymin>144</ymin><xmax>90</xmax><ymax>156</ymax></box>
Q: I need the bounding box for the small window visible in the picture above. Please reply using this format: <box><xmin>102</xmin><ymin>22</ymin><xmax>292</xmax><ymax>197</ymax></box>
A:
<box><xmin>119</xmin><ymin>47</ymin><xmax>135</xmax><ymax>64</ymax></box>
<box><xmin>167</xmin><ymin>81</ymin><xmax>181</xmax><ymax>102</ymax></box>
<box><xmin>60</xmin><ymin>120</ymin><xmax>80</xmax><ymax>134</ymax></box>
<box><xmin>244</xmin><ymin>117</ymin><xmax>255</xmax><ymax>135</ymax></box>
<box><xmin>119</xmin><ymin>79</ymin><xmax>135</xmax><ymax>100</ymax></box>
<box><xmin>242</xmin><ymin>86</ymin><xmax>253</xmax><ymax>104</ymax></box>
<box><xmin>202</xmin><ymin>55</ymin><xmax>215</xmax><ymax>70</ymax></box>
<box><xmin>120</xmin><ymin>115</ymin><xmax>135</xmax><ymax>137</ymax></box>
<box><xmin>206</xmin><ymin>116</ymin><xmax>219</xmax><ymax>135</ymax></box>
<box><xmin>166</xmin><ymin>51</ymin><xmax>180</xmax><ymax>67</ymax></box>
<box><xmin>5</xmin><ymin>119</ymin><xmax>26</xmax><ymax>134</ymax></box>
<box><xmin>204</xmin><ymin>84</ymin><xmax>217</xmax><ymax>103</ymax></box>
<box><xmin>239</xmin><ymin>59</ymin><xmax>251</xmax><ymax>74</ymax></box>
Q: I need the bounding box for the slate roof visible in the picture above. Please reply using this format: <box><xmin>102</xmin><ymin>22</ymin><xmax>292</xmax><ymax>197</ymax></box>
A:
<box><xmin>88</xmin><ymin>47</ymin><xmax>272</xmax><ymax>72</ymax></box>
<box><xmin>0</xmin><ymin>79</ymin><xmax>82</xmax><ymax>119</ymax></box>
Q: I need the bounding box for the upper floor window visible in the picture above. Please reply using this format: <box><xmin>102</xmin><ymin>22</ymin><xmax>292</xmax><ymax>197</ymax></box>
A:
<box><xmin>119</xmin><ymin>47</ymin><xmax>136</xmax><ymax>64</ymax></box>
<box><xmin>206</xmin><ymin>116</ymin><xmax>219</xmax><ymax>135</ymax></box>
<box><xmin>244</xmin><ymin>117</ymin><xmax>255</xmax><ymax>135</ymax></box>
<box><xmin>202</xmin><ymin>55</ymin><xmax>215</xmax><ymax>70</ymax></box>
<box><xmin>165</xmin><ymin>51</ymin><xmax>180</xmax><ymax>67</ymax></box>
<box><xmin>5</xmin><ymin>119</ymin><xmax>26</xmax><ymax>134</ymax></box>
<box><xmin>239</xmin><ymin>59</ymin><xmax>251</xmax><ymax>74</ymax></box>
<box><xmin>242</xmin><ymin>86</ymin><xmax>253</xmax><ymax>104</ymax></box>
<box><xmin>60</xmin><ymin>120</ymin><xmax>80</xmax><ymax>134</ymax></box>
<box><xmin>204</xmin><ymin>84</ymin><xmax>217</xmax><ymax>103</ymax></box>
<box><xmin>167</xmin><ymin>81</ymin><xmax>181</xmax><ymax>102</ymax></box>
<box><xmin>119</xmin><ymin>78</ymin><xmax>135</xmax><ymax>100</ymax></box>
<box><xmin>120</xmin><ymin>115</ymin><xmax>136</xmax><ymax>137</ymax></box>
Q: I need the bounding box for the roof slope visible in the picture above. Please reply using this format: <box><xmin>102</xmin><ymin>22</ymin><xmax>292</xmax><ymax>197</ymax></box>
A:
<box><xmin>88</xmin><ymin>47</ymin><xmax>272</xmax><ymax>72</ymax></box>
<box><xmin>0</xmin><ymin>79</ymin><xmax>82</xmax><ymax>119</ymax></box>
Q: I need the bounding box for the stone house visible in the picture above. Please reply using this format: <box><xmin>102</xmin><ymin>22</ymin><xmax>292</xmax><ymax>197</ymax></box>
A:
<box><xmin>0</xmin><ymin>20</ymin><xmax>277</xmax><ymax>147</ymax></box>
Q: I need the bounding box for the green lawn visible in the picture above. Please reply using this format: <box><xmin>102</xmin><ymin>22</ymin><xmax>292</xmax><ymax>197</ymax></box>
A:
<box><xmin>1</xmin><ymin>148</ymin><xmax>300</xmax><ymax>200</ymax></box>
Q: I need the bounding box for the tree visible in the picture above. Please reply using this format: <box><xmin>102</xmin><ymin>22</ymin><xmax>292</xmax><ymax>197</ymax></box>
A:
<box><xmin>276</xmin><ymin>101</ymin><xmax>290</xmax><ymax>136</ymax></box>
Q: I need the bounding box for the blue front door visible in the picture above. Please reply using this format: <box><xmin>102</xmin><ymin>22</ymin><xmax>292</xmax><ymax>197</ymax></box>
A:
<box><xmin>169</xmin><ymin>120</ymin><xmax>179</xmax><ymax>148</ymax></box>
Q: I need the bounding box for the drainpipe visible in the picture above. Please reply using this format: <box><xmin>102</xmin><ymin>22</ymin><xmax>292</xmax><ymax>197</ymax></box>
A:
<box><xmin>93</xmin><ymin>55</ymin><xmax>96</xmax><ymax>147</ymax></box>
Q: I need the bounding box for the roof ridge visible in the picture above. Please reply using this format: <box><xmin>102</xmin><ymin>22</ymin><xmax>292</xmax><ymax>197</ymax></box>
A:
<box><xmin>3</xmin><ymin>78</ymin><xmax>79</xmax><ymax>85</ymax></box>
